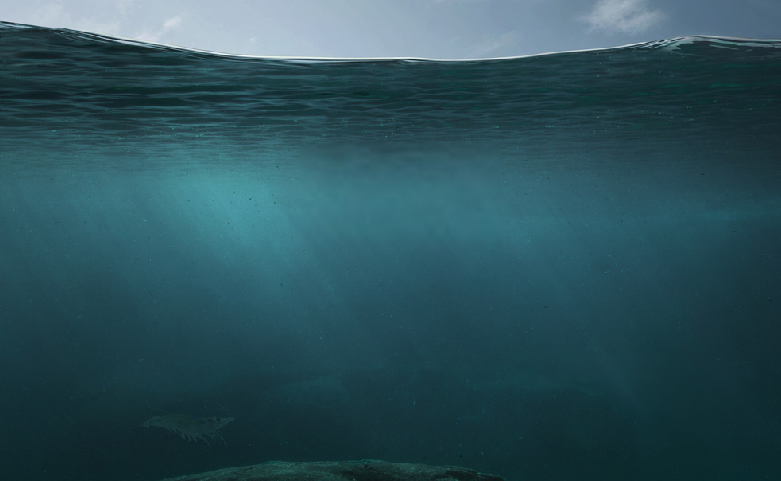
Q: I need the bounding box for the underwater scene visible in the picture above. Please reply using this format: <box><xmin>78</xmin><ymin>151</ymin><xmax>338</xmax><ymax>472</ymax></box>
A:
<box><xmin>1</xmin><ymin>20</ymin><xmax>780</xmax><ymax>481</ymax></box>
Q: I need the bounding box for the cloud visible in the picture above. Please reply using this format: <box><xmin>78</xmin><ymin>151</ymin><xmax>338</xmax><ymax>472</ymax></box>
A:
<box><xmin>162</xmin><ymin>15</ymin><xmax>182</xmax><ymax>30</ymax></box>
<box><xmin>136</xmin><ymin>14</ymin><xmax>183</xmax><ymax>44</ymax></box>
<box><xmin>584</xmin><ymin>0</ymin><xmax>663</xmax><ymax>34</ymax></box>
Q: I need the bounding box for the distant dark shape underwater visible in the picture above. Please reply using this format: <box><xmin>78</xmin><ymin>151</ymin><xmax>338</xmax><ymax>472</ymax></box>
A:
<box><xmin>141</xmin><ymin>414</ymin><xmax>234</xmax><ymax>446</ymax></box>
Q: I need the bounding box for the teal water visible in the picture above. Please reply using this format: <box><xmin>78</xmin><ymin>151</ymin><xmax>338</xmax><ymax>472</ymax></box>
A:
<box><xmin>1</xmin><ymin>21</ymin><xmax>780</xmax><ymax>481</ymax></box>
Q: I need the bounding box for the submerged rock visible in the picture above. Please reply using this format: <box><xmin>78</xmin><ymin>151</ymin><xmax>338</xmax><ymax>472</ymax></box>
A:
<box><xmin>158</xmin><ymin>459</ymin><xmax>505</xmax><ymax>481</ymax></box>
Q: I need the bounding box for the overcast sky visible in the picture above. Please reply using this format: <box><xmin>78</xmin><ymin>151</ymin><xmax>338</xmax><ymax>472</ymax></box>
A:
<box><xmin>2</xmin><ymin>0</ymin><xmax>780</xmax><ymax>58</ymax></box>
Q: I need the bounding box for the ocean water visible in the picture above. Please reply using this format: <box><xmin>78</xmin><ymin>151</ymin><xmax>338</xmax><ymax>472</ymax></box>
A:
<box><xmin>1</xmin><ymin>20</ymin><xmax>780</xmax><ymax>481</ymax></box>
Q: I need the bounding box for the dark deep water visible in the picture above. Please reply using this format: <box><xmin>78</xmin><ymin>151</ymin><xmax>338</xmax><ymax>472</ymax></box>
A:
<box><xmin>1</xmin><ymin>21</ymin><xmax>781</xmax><ymax>481</ymax></box>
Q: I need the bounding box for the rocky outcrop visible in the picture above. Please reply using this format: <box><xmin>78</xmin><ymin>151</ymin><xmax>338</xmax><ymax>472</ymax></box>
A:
<box><xmin>158</xmin><ymin>459</ymin><xmax>505</xmax><ymax>481</ymax></box>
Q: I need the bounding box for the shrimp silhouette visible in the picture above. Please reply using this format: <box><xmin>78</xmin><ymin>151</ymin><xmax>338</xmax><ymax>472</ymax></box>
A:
<box><xmin>141</xmin><ymin>413</ymin><xmax>234</xmax><ymax>446</ymax></box>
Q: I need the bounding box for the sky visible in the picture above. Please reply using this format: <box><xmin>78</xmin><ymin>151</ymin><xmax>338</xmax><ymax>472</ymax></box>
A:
<box><xmin>1</xmin><ymin>0</ymin><xmax>780</xmax><ymax>58</ymax></box>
